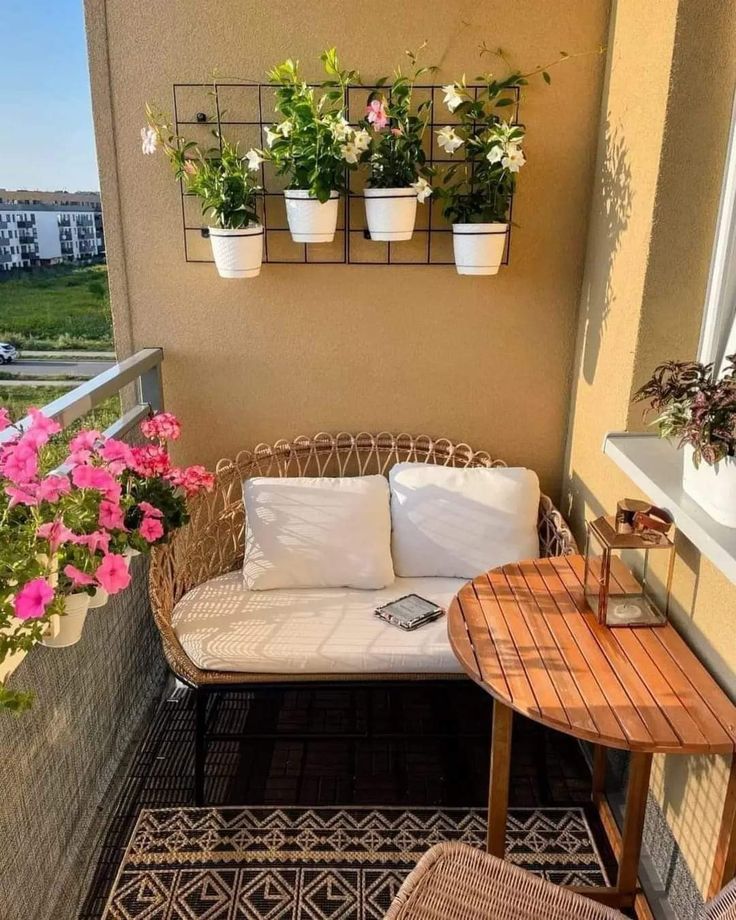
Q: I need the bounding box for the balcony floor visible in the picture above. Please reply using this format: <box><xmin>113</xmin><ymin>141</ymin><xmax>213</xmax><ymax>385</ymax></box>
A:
<box><xmin>78</xmin><ymin>680</ymin><xmax>617</xmax><ymax>919</ymax></box>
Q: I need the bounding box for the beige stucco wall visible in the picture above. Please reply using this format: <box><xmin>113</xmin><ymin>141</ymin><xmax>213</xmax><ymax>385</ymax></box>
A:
<box><xmin>84</xmin><ymin>0</ymin><xmax>610</xmax><ymax>494</ymax></box>
<box><xmin>563</xmin><ymin>0</ymin><xmax>736</xmax><ymax>898</ymax></box>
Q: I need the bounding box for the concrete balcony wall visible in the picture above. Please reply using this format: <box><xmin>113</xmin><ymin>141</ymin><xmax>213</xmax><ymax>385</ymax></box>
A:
<box><xmin>84</xmin><ymin>0</ymin><xmax>610</xmax><ymax>501</ymax></box>
<box><xmin>563</xmin><ymin>0</ymin><xmax>736</xmax><ymax>904</ymax></box>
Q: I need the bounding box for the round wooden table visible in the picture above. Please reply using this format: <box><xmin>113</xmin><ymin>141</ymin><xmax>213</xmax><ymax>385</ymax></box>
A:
<box><xmin>447</xmin><ymin>554</ymin><xmax>736</xmax><ymax>913</ymax></box>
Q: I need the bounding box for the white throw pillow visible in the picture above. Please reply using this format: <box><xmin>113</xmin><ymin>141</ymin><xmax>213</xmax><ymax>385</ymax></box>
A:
<box><xmin>243</xmin><ymin>475</ymin><xmax>395</xmax><ymax>590</ymax></box>
<box><xmin>389</xmin><ymin>462</ymin><xmax>540</xmax><ymax>578</ymax></box>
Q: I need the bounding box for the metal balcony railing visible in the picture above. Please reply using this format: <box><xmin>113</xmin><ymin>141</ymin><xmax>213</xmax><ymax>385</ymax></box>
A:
<box><xmin>0</xmin><ymin>347</ymin><xmax>164</xmax><ymax>447</ymax></box>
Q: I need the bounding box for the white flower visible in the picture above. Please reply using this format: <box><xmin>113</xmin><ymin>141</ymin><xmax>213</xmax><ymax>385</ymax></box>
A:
<box><xmin>501</xmin><ymin>145</ymin><xmax>526</xmax><ymax>172</ymax></box>
<box><xmin>353</xmin><ymin>128</ymin><xmax>371</xmax><ymax>152</ymax></box>
<box><xmin>411</xmin><ymin>176</ymin><xmax>433</xmax><ymax>204</ymax></box>
<box><xmin>340</xmin><ymin>142</ymin><xmax>360</xmax><ymax>164</ymax></box>
<box><xmin>245</xmin><ymin>149</ymin><xmax>264</xmax><ymax>171</ymax></box>
<box><xmin>278</xmin><ymin>119</ymin><xmax>293</xmax><ymax>138</ymax></box>
<box><xmin>486</xmin><ymin>145</ymin><xmax>504</xmax><ymax>164</ymax></box>
<box><xmin>332</xmin><ymin>116</ymin><xmax>352</xmax><ymax>141</ymax></box>
<box><xmin>442</xmin><ymin>83</ymin><xmax>465</xmax><ymax>113</ymax></box>
<box><xmin>140</xmin><ymin>126</ymin><xmax>158</xmax><ymax>155</ymax></box>
<box><xmin>264</xmin><ymin>127</ymin><xmax>280</xmax><ymax>148</ymax></box>
<box><xmin>437</xmin><ymin>126</ymin><xmax>463</xmax><ymax>154</ymax></box>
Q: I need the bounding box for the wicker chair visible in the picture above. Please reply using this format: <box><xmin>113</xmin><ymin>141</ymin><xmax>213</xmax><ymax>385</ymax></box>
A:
<box><xmin>148</xmin><ymin>432</ymin><xmax>577</xmax><ymax>802</ymax></box>
<box><xmin>385</xmin><ymin>842</ymin><xmax>736</xmax><ymax>920</ymax></box>
<box><xmin>384</xmin><ymin>843</ymin><xmax>625</xmax><ymax>920</ymax></box>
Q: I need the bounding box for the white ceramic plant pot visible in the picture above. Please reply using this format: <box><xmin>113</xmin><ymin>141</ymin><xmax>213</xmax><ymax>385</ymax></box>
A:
<box><xmin>284</xmin><ymin>190</ymin><xmax>339</xmax><ymax>243</ymax></box>
<box><xmin>364</xmin><ymin>188</ymin><xmax>418</xmax><ymax>241</ymax></box>
<box><xmin>42</xmin><ymin>593</ymin><xmax>91</xmax><ymax>648</ymax></box>
<box><xmin>452</xmin><ymin>223</ymin><xmax>508</xmax><ymax>276</ymax></box>
<box><xmin>682</xmin><ymin>444</ymin><xmax>736</xmax><ymax>527</ymax></box>
<box><xmin>209</xmin><ymin>225</ymin><xmax>264</xmax><ymax>279</ymax></box>
<box><xmin>88</xmin><ymin>587</ymin><xmax>108</xmax><ymax>609</ymax></box>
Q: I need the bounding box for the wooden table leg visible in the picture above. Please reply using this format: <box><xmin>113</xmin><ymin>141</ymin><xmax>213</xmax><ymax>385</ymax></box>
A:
<box><xmin>617</xmin><ymin>750</ymin><xmax>653</xmax><ymax>904</ymax></box>
<box><xmin>487</xmin><ymin>699</ymin><xmax>513</xmax><ymax>856</ymax></box>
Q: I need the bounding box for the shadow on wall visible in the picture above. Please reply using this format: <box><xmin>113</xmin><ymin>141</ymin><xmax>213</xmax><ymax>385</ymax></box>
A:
<box><xmin>580</xmin><ymin>119</ymin><xmax>633</xmax><ymax>384</ymax></box>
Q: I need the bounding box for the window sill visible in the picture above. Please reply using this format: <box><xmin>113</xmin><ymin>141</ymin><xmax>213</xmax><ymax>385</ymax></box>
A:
<box><xmin>603</xmin><ymin>432</ymin><xmax>736</xmax><ymax>585</ymax></box>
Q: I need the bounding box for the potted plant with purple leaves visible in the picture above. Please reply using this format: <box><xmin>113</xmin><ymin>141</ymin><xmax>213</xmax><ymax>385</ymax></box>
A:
<box><xmin>142</xmin><ymin>106</ymin><xmax>264</xmax><ymax>278</ymax></box>
<box><xmin>634</xmin><ymin>356</ymin><xmax>736</xmax><ymax>527</ymax></box>
<box><xmin>360</xmin><ymin>47</ymin><xmax>435</xmax><ymax>241</ymax></box>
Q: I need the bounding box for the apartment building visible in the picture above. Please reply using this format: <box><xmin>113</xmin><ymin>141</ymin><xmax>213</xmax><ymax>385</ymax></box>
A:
<box><xmin>0</xmin><ymin>190</ymin><xmax>105</xmax><ymax>270</ymax></box>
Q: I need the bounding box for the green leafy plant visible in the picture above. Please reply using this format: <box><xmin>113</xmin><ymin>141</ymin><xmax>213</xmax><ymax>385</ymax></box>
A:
<box><xmin>261</xmin><ymin>49</ymin><xmax>364</xmax><ymax>202</ymax></box>
<box><xmin>361</xmin><ymin>46</ymin><xmax>435</xmax><ymax>192</ymax></box>
<box><xmin>143</xmin><ymin>105</ymin><xmax>262</xmax><ymax>228</ymax></box>
<box><xmin>634</xmin><ymin>357</ymin><xmax>736</xmax><ymax>465</ymax></box>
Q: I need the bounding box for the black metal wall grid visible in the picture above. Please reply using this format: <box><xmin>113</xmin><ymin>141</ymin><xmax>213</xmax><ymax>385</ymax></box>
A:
<box><xmin>172</xmin><ymin>82</ymin><xmax>520</xmax><ymax>266</ymax></box>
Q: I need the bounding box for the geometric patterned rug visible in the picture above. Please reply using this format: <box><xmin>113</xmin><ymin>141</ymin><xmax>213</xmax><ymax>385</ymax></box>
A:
<box><xmin>102</xmin><ymin>806</ymin><xmax>609</xmax><ymax>919</ymax></box>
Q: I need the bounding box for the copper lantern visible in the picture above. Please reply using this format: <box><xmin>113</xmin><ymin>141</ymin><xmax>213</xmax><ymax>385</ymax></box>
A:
<box><xmin>583</xmin><ymin>501</ymin><xmax>675</xmax><ymax>628</ymax></box>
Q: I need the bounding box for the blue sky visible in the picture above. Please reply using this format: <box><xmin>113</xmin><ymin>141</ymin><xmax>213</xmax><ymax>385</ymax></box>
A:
<box><xmin>0</xmin><ymin>1</ymin><xmax>98</xmax><ymax>191</ymax></box>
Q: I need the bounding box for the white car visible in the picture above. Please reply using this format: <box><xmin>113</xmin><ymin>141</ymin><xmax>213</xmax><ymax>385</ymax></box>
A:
<box><xmin>0</xmin><ymin>343</ymin><xmax>18</xmax><ymax>364</ymax></box>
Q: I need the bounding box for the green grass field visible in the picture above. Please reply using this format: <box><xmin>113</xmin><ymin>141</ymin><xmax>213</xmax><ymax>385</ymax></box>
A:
<box><xmin>0</xmin><ymin>384</ymin><xmax>122</xmax><ymax>468</ymax></box>
<box><xmin>0</xmin><ymin>263</ymin><xmax>113</xmax><ymax>351</ymax></box>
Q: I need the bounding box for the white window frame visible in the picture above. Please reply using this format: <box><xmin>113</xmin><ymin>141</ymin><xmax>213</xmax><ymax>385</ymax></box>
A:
<box><xmin>698</xmin><ymin>88</ymin><xmax>736</xmax><ymax>373</ymax></box>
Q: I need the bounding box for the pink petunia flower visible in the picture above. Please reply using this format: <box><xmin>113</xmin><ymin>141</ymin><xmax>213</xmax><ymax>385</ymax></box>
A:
<box><xmin>95</xmin><ymin>554</ymin><xmax>131</xmax><ymax>594</ymax></box>
<box><xmin>72</xmin><ymin>464</ymin><xmax>122</xmax><ymax>502</ymax></box>
<box><xmin>97</xmin><ymin>438</ymin><xmax>134</xmax><ymax>474</ymax></box>
<box><xmin>5</xmin><ymin>484</ymin><xmax>39</xmax><ymax>507</ymax></box>
<box><xmin>63</xmin><ymin>565</ymin><xmax>96</xmax><ymax>588</ymax></box>
<box><xmin>366</xmin><ymin>98</ymin><xmax>389</xmax><ymax>131</ymax></box>
<box><xmin>69</xmin><ymin>430</ymin><xmax>101</xmax><ymax>454</ymax></box>
<box><xmin>64</xmin><ymin>448</ymin><xmax>92</xmax><ymax>468</ymax></box>
<box><xmin>36</xmin><ymin>520</ymin><xmax>77</xmax><ymax>553</ymax></box>
<box><xmin>0</xmin><ymin>407</ymin><xmax>11</xmax><ymax>431</ymax></box>
<box><xmin>2</xmin><ymin>441</ymin><xmax>39</xmax><ymax>484</ymax></box>
<box><xmin>14</xmin><ymin>578</ymin><xmax>55</xmax><ymax>620</ymax></box>
<box><xmin>139</xmin><ymin>516</ymin><xmax>164</xmax><ymax>542</ymax></box>
<box><xmin>138</xmin><ymin>500</ymin><xmax>163</xmax><ymax>519</ymax></box>
<box><xmin>99</xmin><ymin>499</ymin><xmax>127</xmax><ymax>531</ymax></box>
<box><xmin>22</xmin><ymin>408</ymin><xmax>62</xmax><ymax>448</ymax></box>
<box><xmin>140</xmin><ymin>412</ymin><xmax>181</xmax><ymax>442</ymax></box>
<box><xmin>37</xmin><ymin>474</ymin><xmax>72</xmax><ymax>503</ymax></box>
<box><xmin>77</xmin><ymin>530</ymin><xmax>111</xmax><ymax>555</ymax></box>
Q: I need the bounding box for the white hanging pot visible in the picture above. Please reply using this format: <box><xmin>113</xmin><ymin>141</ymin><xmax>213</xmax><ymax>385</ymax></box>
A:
<box><xmin>452</xmin><ymin>223</ymin><xmax>508</xmax><ymax>276</ymax></box>
<box><xmin>682</xmin><ymin>444</ymin><xmax>736</xmax><ymax>527</ymax></box>
<box><xmin>364</xmin><ymin>188</ymin><xmax>418</xmax><ymax>241</ymax></box>
<box><xmin>284</xmin><ymin>190</ymin><xmax>339</xmax><ymax>243</ymax></box>
<box><xmin>123</xmin><ymin>548</ymin><xmax>141</xmax><ymax>571</ymax></box>
<box><xmin>208</xmin><ymin>225</ymin><xmax>263</xmax><ymax>279</ymax></box>
<box><xmin>42</xmin><ymin>593</ymin><xmax>91</xmax><ymax>648</ymax></box>
<box><xmin>88</xmin><ymin>587</ymin><xmax>109</xmax><ymax>609</ymax></box>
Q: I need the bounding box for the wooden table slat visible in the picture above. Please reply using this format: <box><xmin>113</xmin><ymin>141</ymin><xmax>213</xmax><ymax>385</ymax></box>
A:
<box><xmin>447</xmin><ymin>598</ymin><xmax>482</xmax><ymax>681</ymax></box>
<box><xmin>503</xmin><ymin>565</ymin><xmax>598</xmax><ymax>737</ymax></box>
<box><xmin>455</xmin><ymin>592</ymin><xmax>514</xmax><ymax>704</ymax></box>
<box><xmin>545</xmin><ymin>556</ymin><xmax>657</xmax><ymax>748</ymax></box>
<box><xmin>564</xmin><ymin>557</ymin><xmax>682</xmax><ymax>750</ymax></box>
<box><xmin>526</xmin><ymin>559</ymin><xmax>633</xmax><ymax>745</ymax></box>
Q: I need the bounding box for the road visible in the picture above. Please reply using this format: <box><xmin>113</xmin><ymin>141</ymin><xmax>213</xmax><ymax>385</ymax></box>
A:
<box><xmin>4</xmin><ymin>358</ymin><xmax>115</xmax><ymax>379</ymax></box>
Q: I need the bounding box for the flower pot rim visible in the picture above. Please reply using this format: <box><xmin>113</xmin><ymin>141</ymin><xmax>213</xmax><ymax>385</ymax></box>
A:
<box><xmin>452</xmin><ymin>222</ymin><xmax>509</xmax><ymax>233</ymax></box>
<box><xmin>208</xmin><ymin>224</ymin><xmax>263</xmax><ymax>236</ymax></box>
<box><xmin>363</xmin><ymin>187</ymin><xmax>418</xmax><ymax>198</ymax></box>
<box><xmin>284</xmin><ymin>189</ymin><xmax>340</xmax><ymax>200</ymax></box>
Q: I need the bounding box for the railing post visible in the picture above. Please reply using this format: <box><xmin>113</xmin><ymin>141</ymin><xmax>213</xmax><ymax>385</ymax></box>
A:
<box><xmin>139</xmin><ymin>352</ymin><xmax>164</xmax><ymax>413</ymax></box>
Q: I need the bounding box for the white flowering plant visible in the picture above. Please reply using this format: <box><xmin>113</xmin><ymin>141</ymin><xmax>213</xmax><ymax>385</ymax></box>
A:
<box><xmin>361</xmin><ymin>47</ymin><xmax>435</xmax><ymax>198</ymax></box>
<box><xmin>434</xmin><ymin>48</ymin><xmax>602</xmax><ymax>223</ymax></box>
<box><xmin>142</xmin><ymin>104</ymin><xmax>262</xmax><ymax>229</ymax></box>
<box><xmin>433</xmin><ymin>73</ymin><xmax>527</xmax><ymax>224</ymax></box>
<box><xmin>261</xmin><ymin>49</ymin><xmax>365</xmax><ymax>202</ymax></box>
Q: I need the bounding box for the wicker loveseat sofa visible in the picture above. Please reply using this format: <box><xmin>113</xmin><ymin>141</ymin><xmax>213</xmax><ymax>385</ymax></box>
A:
<box><xmin>149</xmin><ymin>432</ymin><xmax>577</xmax><ymax>802</ymax></box>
